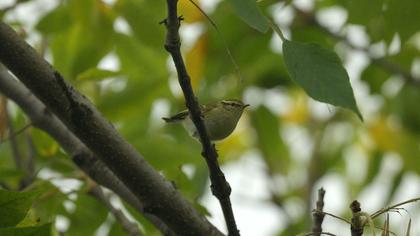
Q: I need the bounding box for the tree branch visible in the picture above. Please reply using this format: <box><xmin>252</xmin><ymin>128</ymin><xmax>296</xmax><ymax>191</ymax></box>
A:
<box><xmin>0</xmin><ymin>64</ymin><xmax>176</xmax><ymax>235</ymax></box>
<box><xmin>0</xmin><ymin>22</ymin><xmax>221</xmax><ymax>235</ymax></box>
<box><xmin>311</xmin><ymin>188</ymin><xmax>326</xmax><ymax>236</ymax></box>
<box><xmin>162</xmin><ymin>1</ymin><xmax>239</xmax><ymax>235</ymax></box>
<box><xmin>350</xmin><ymin>200</ymin><xmax>363</xmax><ymax>236</ymax></box>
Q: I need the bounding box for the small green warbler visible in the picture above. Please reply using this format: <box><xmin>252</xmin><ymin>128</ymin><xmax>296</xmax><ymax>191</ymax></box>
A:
<box><xmin>163</xmin><ymin>99</ymin><xmax>249</xmax><ymax>141</ymax></box>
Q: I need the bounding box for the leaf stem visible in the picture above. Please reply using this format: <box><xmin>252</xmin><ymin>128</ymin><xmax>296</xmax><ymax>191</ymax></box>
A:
<box><xmin>267</xmin><ymin>18</ymin><xmax>286</xmax><ymax>41</ymax></box>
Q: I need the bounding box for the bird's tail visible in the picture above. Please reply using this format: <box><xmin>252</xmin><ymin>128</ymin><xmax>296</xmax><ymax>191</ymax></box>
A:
<box><xmin>162</xmin><ymin>110</ymin><xmax>189</xmax><ymax>123</ymax></box>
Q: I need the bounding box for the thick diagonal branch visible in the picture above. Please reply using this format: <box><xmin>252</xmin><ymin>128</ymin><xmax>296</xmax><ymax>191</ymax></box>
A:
<box><xmin>0</xmin><ymin>22</ymin><xmax>221</xmax><ymax>236</ymax></box>
<box><xmin>163</xmin><ymin>1</ymin><xmax>239</xmax><ymax>235</ymax></box>
<box><xmin>0</xmin><ymin>65</ymin><xmax>174</xmax><ymax>235</ymax></box>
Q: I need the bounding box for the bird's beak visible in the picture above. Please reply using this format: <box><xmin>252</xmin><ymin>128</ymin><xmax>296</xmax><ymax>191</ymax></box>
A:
<box><xmin>244</xmin><ymin>104</ymin><xmax>250</xmax><ymax>108</ymax></box>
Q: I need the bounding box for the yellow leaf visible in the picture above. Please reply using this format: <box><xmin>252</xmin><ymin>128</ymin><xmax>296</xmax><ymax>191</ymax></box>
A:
<box><xmin>178</xmin><ymin>0</ymin><xmax>204</xmax><ymax>23</ymax></box>
<box><xmin>368</xmin><ymin>117</ymin><xmax>401</xmax><ymax>152</ymax></box>
<box><xmin>186</xmin><ymin>34</ymin><xmax>207</xmax><ymax>89</ymax></box>
<box><xmin>283</xmin><ymin>90</ymin><xmax>309</xmax><ymax>124</ymax></box>
<box><xmin>369</xmin><ymin>116</ymin><xmax>420</xmax><ymax>170</ymax></box>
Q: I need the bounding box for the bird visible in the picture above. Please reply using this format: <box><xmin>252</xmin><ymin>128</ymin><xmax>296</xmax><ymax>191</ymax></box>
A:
<box><xmin>162</xmin><ymin>99</ymin><xmax>249</xmax><ymax>141</ymax></box>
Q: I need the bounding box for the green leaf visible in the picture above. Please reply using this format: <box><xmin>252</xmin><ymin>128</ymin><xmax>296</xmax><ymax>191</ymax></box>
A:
<box><xmin>48</xmin><ymin>1</ymin><xmax>115</xmax><ymax>78</ymax></box>
<box><xmin>226</xmin><ymin>0</ymin><xmax>269</xmax><ymax>33</ymax></box>
<box><xmin>133</xmin><ymin>136</ymin><xmax>201</xmax><ymax>170</ymax></box>
<box><xmin>31</xmin><ymin>129</ymin><xmax>59</xmax><ymax>157</ymax></box>
<box><xmin>121</xmin><ymin>201</ymin><xmax>161</xmax><ymax>236</ymax></box>
<box><xmin>76</xmin><ymin>68</ymin><xmax>123</xmax><ymax>81</ymax></box>
<box><xmin>251</xmin><ymin>106</ymin><xmax>289</xmax><ymax>173</ymax></box>
<box><xmin>0</xmin><ymin>168</ymin><xmax>26</xmax><ymax>183</ymax></box>
<box><xmin>193</xmin><ymin>200</ymin><xmax>211</xmax><ymax>217</ymax></box>
<box><xmin>36</xmin><ymin>5</ymin><xmax>72</xmax><ymax>34</ymax></box>
<box><xmin>0</xmin><ymin>190</ymin><xmax>40</xmax><ymax>227</ymax></box>
<box><xmin>363</xmin><ymin>151</ymin><xmax>383</xmax><ymax>186</ymax></box>
<box><xmin>360</xmin><ymin>64</ymin><xmax>389</xmax><ymax>94</ymax></box>
<box><xmin>108</xmin><ymin>221</ymin><xmax>130</xmax><ymax>236</ymax></box>
<box><xmin>290</xmin><ymin>26</ymin><xmax>335</xmax><ymax>49</ymax></box>
<box><xmin>31</xmin><ymin>180</ymin><xmax>68</xmax><ymax>224</ymax></box>
<box><xmin>392</xmin><ymin>85</ymin><xmax>420</xmax><ymax>134</ymax></box>
<box><xmin>205</xmin><ymin>1</ymin><xmax>285</xmax><ymax>90</ymax></box>
<box><xmin>0</xmin><ymin>223</ymin><xmax>52</xmax><ymax>236</ymax></box>
<box><xmin>114</xmin><ymin>33</ymin><xmax>167</xmax><ymax>78</ymax></box>
<box><xmin>389</xmin><ymin>43</ymin><xmax>420</xmax><ymax>72</ymax></box>
<box><xmin>282</xmin><ymin>40</ymin><xmax>362</xmax><ymax>120</ymax></box>
<box><xmin>385</xmin><ymin>169</ymin><xmax>404</xmax><ymax>204</ymax></box>
<box><xmin>384</xmin><ymin>0</ymin><xmax>420</xmax><ymax>42</ymax></box>
<box><xmin>115</xmin><ymin>0</ymin><xmax>165</xmax><ymax>49</ymax></box>
<box><xmin>66</xmin><ymin>193</ymin><xmax>108</xmax><ymax>236</ymax></box>
<box><xmin>339</xmin><ymin>0</ymin><xmax>383</xmax><ymax>26</ymax></box>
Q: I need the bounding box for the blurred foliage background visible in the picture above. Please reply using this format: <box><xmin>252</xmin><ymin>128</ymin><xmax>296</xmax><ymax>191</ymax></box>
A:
<box><xmin>1</xmin><ymin>0</ymin><xmax>420</xmax><ymax>235</ymax></box>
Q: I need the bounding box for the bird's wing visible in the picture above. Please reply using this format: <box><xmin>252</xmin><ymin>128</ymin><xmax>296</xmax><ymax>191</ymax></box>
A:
<box><xmin>201</xmin><ymin>103</ymin><xmax>216</xmax><ymax>113</ymax></box>
<box><xmin>163</xmin><ymin>103</ymin><xmax>210</xmax><ymax>123</ymax></box>
<box><xmin>162</xmin><ymin>110</ymin><xmax>189</xmax><ymax>123</ymax></box>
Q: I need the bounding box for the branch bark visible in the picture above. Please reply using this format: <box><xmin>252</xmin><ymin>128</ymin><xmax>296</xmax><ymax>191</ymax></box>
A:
<box><xmin>311</xmin><ymin>188</ymin><xmax>326</xmax><ymax>236</ymax></box>
<box><xmin>350</xmin><ymin>200</ymin><xmax>364</xmax><ymax>236</ymax></box>
<box><xmin>0</xmin><ymin>64</ymin><xmax>175</xmax><ymax>235</ymax></box>
<box><xmin>0</xmin><ymin>22</ymin><xmax>221</xmax><ymax>236</ymax></box>
<box><xmin>162</xmin><ymin>1</ymin><xmax>239</xmax><ymax>235</ymax></box>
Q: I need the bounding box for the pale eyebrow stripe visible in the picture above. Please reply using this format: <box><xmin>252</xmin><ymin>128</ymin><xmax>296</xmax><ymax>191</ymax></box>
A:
<box><xmin>222</xmin><ymin>101</ymin><xmax>242</xmax><ymax>106</ymax></box>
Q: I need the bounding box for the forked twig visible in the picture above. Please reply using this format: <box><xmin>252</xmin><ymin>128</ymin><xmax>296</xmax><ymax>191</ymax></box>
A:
<box><xmin>371</xmin><ymin>197</ymin><xmax>420</xmax><ymax>219</ymax></box>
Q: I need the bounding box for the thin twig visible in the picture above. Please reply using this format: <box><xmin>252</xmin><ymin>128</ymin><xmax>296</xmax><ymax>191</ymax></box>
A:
<box><xmin>311</xmin><ymin>188</ymin><xmax>326</xmax><ymax>236</ymax></box>
<box><xmin>314</xmin><ymin>210</ymin><xmax>351</xmax><ymax>224</ymax></box>
<box><xmin>5</xmin><ymin>103</ymin><xmax>23</xmax><ymax>170</ymax></box>
<box><xmin>89</xmin><ymin>184</ymin><xmax>143</xmax><ymax>236</ymax></box>
<box><xmin>1</xmin><ymin>122</ymin><xmax>32</xmax><ymax>144</ymax></box>
<box><xmin>315</xmin><ymin>209</ymin><xmax>397</xmax><ymax>235</ymax></box>
<box><xmin>19</xmin><ymin>129</ymin><xmax>36</xmax><ymax>189</ymax></box>
<box><xmin>382</xmin><ymin>213</ymin><xmax>389</xmax><ymax>236</ymax></box>
<box><xmin>371</xmin><ymin>197</ymin><xmax>420</xmax><ymax>219</ymax></box>
<box><xmin>162</xmin><ymin>0</ymin><xmax>239</xmax><ymax>235</ymax></box>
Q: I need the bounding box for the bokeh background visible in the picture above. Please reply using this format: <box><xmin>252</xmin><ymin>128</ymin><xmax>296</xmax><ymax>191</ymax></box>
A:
<box><xmin>1</xmin><ymin>0</ymin><xmax>420</xmax><ymax>235</ymax></box>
